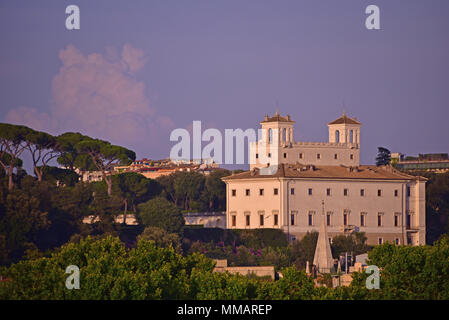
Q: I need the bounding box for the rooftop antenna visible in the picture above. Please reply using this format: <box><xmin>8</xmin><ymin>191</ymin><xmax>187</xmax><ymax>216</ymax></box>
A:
<box><xmin>275</xmin><ymin>100</ymin><xmax>279</xmax><ymax>115</ymax></box>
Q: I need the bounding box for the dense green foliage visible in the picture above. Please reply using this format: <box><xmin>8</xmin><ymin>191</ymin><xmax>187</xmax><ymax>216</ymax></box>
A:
<box><xmin>1</xmin><ymin>235</ymin><xmax>448</xmax><ymax>300</ymax></box>
<box><xmin>137</xmin><ymin>197</ymin><xmax>185</xmax><ymax>235</ymax></box>
<box><xmin>156</xmin><ymin>169</ymin><xmax>229</xmax><ymax>212</ymax></box>
<box><xmin>138</xmin><ymin>226</ymin><xmax>182</xmax><ymax>253</ymax></box>
<box><xmin>347</xmin><ymin>235</ymin><xmax>449</xmax><ymax>299</ymax></box>
<box><xmin>404</xmin><ymin>171</ymin><xmax>449</xmax><ymax>244</ymax></box>
<box><xmin>1</xmin><ymin>122</ymin><xmax>449</xmax><ymax>300</ymax></box>
<box><xmin>182</xmin><ymin>228</ymin><xmax>288</xmax><ymax>249</ymax></box>
<box><xmin>0</xmin><ymin>236</ymin><xmax>215</xmax><ymax>299</ymax></box>
<box><xmin>183</xmin><ymin>230</ymin><xmax>370</xmax><ymax>271</ymax></box>
<box><xmin>331</xmin><ymin>232</ymin><xmax>369</xmax><ymax>258</ymax></box>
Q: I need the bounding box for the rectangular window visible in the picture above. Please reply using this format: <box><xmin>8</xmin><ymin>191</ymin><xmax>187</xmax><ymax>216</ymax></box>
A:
<box><xmin>377</xmin><ymin>213</ymin><xmax>383</xmax><ymax>227</ymax></box>
<box><xmin>245</xmin><ymin>189</ymin><xmax>250</xmax><ymax>196</ymax></box>
<box><xmin>326</xmin><ymin>213</ymin><xmax>331</xmax><ymax>226</ymax></box>
<box><xmin>274</xmin><ymin>214</ymin><xmax>279</xmax><ymax>226</ymax></box>
<box><xmin>299</xmin><ymin>153</ymin><xmax>303</xmax><ymax>159</ymax></box>
<box><xmin>255</xmin><ymin>153</ymin><xmax>259</xmax><ymax>159</ymax></box>
<box><xmin>291</xmin><ymin>188</ymin><xmax>295</xmax><ymax>195</ymax></box>
<box><xmin>334</xmin><ymin>154</ymin><xmax>338</xmax><ymax>159</ymax></box>
<box><xmin>308</xmin><ymin>188</ymin><xmax>313</xmax><ymax>196</ymax></box>
<box><xmin>308</xmin><ymin>213</ymin><xmax>313</xmax><ymax>226</ymax></box>
<box><xmin>231</xmin><ymin>189</ymin><xmax>236</xmax><ymax>197</ymax></box>
<box><xmin>343</xmin><ymin>213</ymin><xmax>348</xmax><ymax>226</ymax></box>
<box><xmin>283</xmin><ymin>153</ymin><xmax>287</xmax><ymax>158</ymax></box>
<box><xmin>317</xmin><ymin>153</ymin><xmax>321</xmax><ymax>159</ymax></box>
<box><xmin>395</xmin><ymin>238</ymin><xmax>400</xmax><ymax>245</ymax></box>
<box><xmin>378</xmin><ymin>238</ymin><xmax>383</xmax><ymax>245</ymax></box>
<box><xmin>245</xmin><ymin>215</ymin><xmax>250</xmax><ymax>227</ymax></box>
<box><xmin>274</xmin><ymin>188</ymin><xmax>278</xmax><ymax>195</ymax></box>
<box><xmin>326</xmin><ymin>188</ymin><xmax>331</xmax><ymax>196</ymax></box>
<box><xmin>260</xmin><ymin>214</ymin><xmax>264</xmax><ymax>226</ymax></box>
<box><xmin>360</xmin><ymin>189</ymin><xmax>365</xmax><ymax>196</ymax></box>
<box><xmin>377</xmin><ymin>189</ymin><xmax>382</xmax><ymax>197</ymax></box>
<box><xmin>268</xmin><ymin>153</ymin><xmax>271</xmax><ymax>158</ymax></box>
<box><xmin>394</xmin><ymin>214</ymin><xmax>399</xmax><ymax>227</ymax></box>
<box><xmin>360</xmin><ymin>213</ymin><xmax>366</xmax><ymax>227</ymax></box>
<box><xmin>232</xmin><ymin>215</ymin><xmax>236</xmax><ymax>227</ymax></box>
<box><xmin>291</xmin><ymin>214</ymin><xmax>295</xmax><ymax>226</ymax></box>
<box><xmin>394</xmin><ymin>189</ymin><xmax>398</xmax><ymax>197</ymax></box>
<box><xmin>344</xmin><ymin>188</ymin><xmax>348</xmax><ymax>196</ymax></box>
<box><xmin>407</xmin><ymin>186</ymin><xmax>411</xmax><ymax>197</ymax></box>
<box><xmin>350</xmin><ymin>154</ymin><xmax>354</xmax><ymax>160</ymax></box>
<box><xmin>406</xmin><ymin>214</ymin><xmax>411</xmax><ymax>229</ymax></box>
<box><xmin>259</xmin><ymin>189</ymin><xmax>264</xmax><ymax>196</ymax></box>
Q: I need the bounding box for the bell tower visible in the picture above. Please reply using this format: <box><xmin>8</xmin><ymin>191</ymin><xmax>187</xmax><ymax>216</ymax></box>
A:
<box><xmin>328</xmin><ymin>113</ymin><xmax>361</xmax><ymax>147</ymax></box>
<box><xmin>260</xmin><ymin>111</ymin><xmax>295</xmax><ymax>147</ymax></box>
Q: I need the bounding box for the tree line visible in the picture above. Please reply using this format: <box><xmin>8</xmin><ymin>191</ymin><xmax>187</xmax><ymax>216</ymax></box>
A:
<box><xmin>0</xmin><ymin>123</ymin><xmax>136</xmax><ymax>194</ymax></box>
<box><xmin>1</xmin><ymin>122</ymin><xmax>449</xmax><ymax>299</ymax></box>
<box><xmin>0</xmin><ymin>122</ymin><xmax>232</xmax><ymax>265</ymax></box>
<box><xmin>1</xmin><ymin>235</ymin><xmax>448</xmax><ymax>299</ymax></box>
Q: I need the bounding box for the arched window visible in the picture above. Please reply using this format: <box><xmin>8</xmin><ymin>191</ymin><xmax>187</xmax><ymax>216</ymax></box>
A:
<box><xmin>282</xmin><ymin>128</ymin><xmax>286</xmax><ymax>142</ymax></box>
<box><xmin>268</xmin><ymin>128</ymin><xmax>273</xmax><ymax>144</ymax></box>
<box><xmin>335</xmin><ymin>130</ymin><xmax>340</xmax><ymax>143</ymax></box>
<box><xmin>350</xmin><ymin>130</ymin><xmax>354</xmax><ymax>143</ymax></box>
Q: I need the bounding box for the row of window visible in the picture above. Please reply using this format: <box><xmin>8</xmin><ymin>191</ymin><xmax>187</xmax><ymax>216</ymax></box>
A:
<box><xmin>231</xmin><ymin>187</ymin><xmax>412</xmax><ymax>197</ymax></box>
<box><xmin>378</xmin><ymin>238</ymin><xmax>401</xmax><ymax>245</ymax></box>
<box><xmin>334</xmin><ymin>129</ymin><xmax>358</xmax><ymax>144</ymax></box>
<box><xmin>322</xmin><ymin>211</ymin><xmax>412</xmax><ymax>228</ymax></box>
<box><xmin>230</xmin><ymin>211</ymin><xmax>412</xmax><ymax>228</ymax></box>
<box><xmin>231</xmin><ymin>188</ymin><xmax>279</xmax><ymax>196</ymax></box>
<box><xmin>230</xmin><ymin>213</ymin><xmax>280</xmax><ymax>227</ymax></box>
<box><xmin>300</xmin><ymin>153</ymin><xmax>354</xmax><ymax>160</ymax></box>
<box><xmin>256</xmin><ymin>152</ymin><xmax>355</xmax><ymax>160</ymax></box>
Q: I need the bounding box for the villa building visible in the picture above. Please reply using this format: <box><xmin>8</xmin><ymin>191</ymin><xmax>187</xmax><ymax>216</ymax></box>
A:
<box><xmin>392</xmin><ymin>152</ymin><xmax>449</xmax><ymax>173</ymax></box>
<box><xmin>222</xmin><ymin>112</ymin><xmax>427</xmax><ymax>246</ymax></box>
<box><xmin>114</xmin><ymin>158</ymin><xmax>219</xmax><ymax>179</ymax></box>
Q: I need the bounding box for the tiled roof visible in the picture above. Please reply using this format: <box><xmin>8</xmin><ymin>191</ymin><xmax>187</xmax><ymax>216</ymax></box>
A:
<box><xmin>222</xmin><ymin>164</ymin><xmax>426</xmax><ymax>181</ymax></box>
<box><xmin>328</xmin><ymin>114</ymin><xmax>361</xmax><ymax>125</ymax></box>
<box><xmin>261</xmin><ymin>112</ymin><xmax>295</xmax><ymax>123</ymax></box>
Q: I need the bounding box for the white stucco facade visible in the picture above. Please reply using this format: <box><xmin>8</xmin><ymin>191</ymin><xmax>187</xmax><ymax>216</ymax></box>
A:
<box><xmin>250</xmin><ymin>112</ymin><xmax>361</xmax><ymax>169</ymax></box>
<box><xmin>224</xmin><ymin>113</ymin><xmax>427</xmax><ymax>246</ymax></box>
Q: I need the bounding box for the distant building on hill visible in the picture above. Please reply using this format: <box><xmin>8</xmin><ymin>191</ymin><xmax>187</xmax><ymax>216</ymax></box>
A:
<box><xmin>72</xmin><ymin>158</ymin><xmax>220</xmax><ymax>182</ymax></box>
<box><xmin>73</xmin><ymin>168</ymin><xmax>105</xmax><ymax>182</ymax></box>
<box><xmin>222</xmin><ymin>112</ymin><xmax>427</xmax><ymax>246</ymax></box>
<box><xmin>392</xmin><ymin>152</ymin><xmax>449</xmax><ymax>173</ymax></box>
<box><xmin>114</xmin><ymin>158</ymin><xmax>219</xmax><ymax>179</ymax></box>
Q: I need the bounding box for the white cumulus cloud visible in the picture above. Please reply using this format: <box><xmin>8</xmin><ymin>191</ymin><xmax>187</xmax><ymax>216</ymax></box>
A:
<box><xmin>4</xmin><ymin>44</ymin><xmax>174</xmax><ymax>158</ymax></box>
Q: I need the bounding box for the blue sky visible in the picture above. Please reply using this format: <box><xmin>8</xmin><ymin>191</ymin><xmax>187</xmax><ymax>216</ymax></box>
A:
<box><xmin>1</xmin><ymin>0</ymin><xmax>448</xmax><ymax>169</ymax></box>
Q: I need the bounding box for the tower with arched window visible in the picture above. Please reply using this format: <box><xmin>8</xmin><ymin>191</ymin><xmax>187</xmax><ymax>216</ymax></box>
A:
<box><xmin>328</xmin><ymin>113</ymin><xmax>361</xmax><ymax>146</ymax></box>
<box><xmin>250</xmin><ymin>110</ymin><xmax>362</xmax><ymax>170</ymax></box>
<box><xmin>260</xmin><ymin>111</ymin><xmax>295</xmax><ymax>146</ymax></box>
